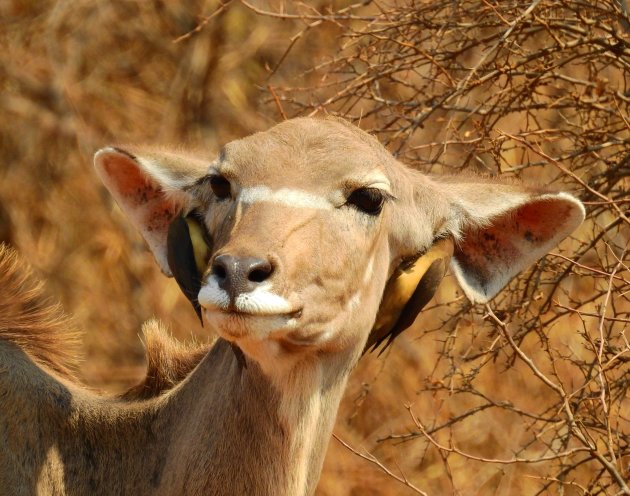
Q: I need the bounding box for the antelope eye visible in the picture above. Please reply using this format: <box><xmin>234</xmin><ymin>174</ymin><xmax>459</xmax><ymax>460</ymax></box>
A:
<box><xmin>210</xmin><ymin>175</ymin><xmax>231</xmax><ymax>200</ymax></box>
<box><xmin>347</xmin><ymin>187</ymin><xmax>385</xmax><ymax>216</ymax></box>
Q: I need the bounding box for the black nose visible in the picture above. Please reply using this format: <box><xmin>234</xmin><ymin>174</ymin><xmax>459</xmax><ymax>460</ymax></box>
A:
<box><xmin>211</xmin><ymin>254</ymin><xmax>274</xmax><ymax>298</ymax></box>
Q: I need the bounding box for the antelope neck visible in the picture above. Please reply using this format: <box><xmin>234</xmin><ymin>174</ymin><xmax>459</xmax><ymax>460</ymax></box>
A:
<box><xmin>155</xmin><ymin>338</ymin><xmax>358</xmax><ymax>496</ymax></box>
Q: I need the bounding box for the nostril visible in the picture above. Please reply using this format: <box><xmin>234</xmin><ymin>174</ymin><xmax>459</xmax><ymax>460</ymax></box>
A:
<box><xmin>212</xmin><ymin>261</ymin><xmax>227</xmax><ymax>280</ymax></box>
<box><xmin>248</xmin><ymin>261</ymin><xmax>273</xmax><ymax>283</ymax></box>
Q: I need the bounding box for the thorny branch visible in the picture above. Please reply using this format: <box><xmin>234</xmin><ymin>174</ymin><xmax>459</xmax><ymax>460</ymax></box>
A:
<box><xmin>333</xmin><ymin>433</ymin><xmax>429</xmax><ymax>496</ymax></box>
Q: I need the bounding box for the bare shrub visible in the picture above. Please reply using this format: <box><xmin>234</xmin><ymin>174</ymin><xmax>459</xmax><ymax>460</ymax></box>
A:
<box><xmin>261</xmin><ymin>1</ymin><xmax>630</xmax><ymax>494</ymax></box>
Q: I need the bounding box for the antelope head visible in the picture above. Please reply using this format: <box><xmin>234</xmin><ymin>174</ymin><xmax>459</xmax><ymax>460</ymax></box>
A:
<box><xmin>94</xmin><ymin>117</ymin><xmax>584</xmax><ymax>377</ymax></box>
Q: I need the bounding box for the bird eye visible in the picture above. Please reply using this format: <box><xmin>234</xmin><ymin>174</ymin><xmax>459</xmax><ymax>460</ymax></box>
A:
<box><xmin>346</xmin><ymin>187</ymin><xmax>386</xmax><ymax>216</ymax></box>
<box><xmin>210</xmin><ymin>175</ymin><xmax>231</xmax><ymax>200</ymax></box>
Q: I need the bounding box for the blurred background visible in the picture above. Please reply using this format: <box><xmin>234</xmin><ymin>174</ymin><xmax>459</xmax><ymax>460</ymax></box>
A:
<box><xmin>1</xmin><ymin>1</ymin><xmax>628</xmax><ymax>494</ymax></box>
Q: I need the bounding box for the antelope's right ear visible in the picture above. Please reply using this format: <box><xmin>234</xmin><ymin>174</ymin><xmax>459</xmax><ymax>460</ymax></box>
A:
<box><xmin>94</xmin><ymin>147</ymin><xmax>208</xmax><ymax>275</ymax></box>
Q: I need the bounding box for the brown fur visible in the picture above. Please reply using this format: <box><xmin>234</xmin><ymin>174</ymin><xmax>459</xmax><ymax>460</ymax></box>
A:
<box><xmin>0</xmin><ymin>246</ymin><xmax>303</xmax><ymax>495</ymax></box>
<box><xmin>0</xmin><ymin>244</ymin><xmax>81</xmax><ymax>381</ymax></box>
<box><xmin>0</xmin><ymin>244</ymin><xmax>205</xmax><ymax>400</ymax></box>
<box><xmin>120</xmin><ymin>321</ymin><xmax>211</xmax><ymax>400</ymax></box>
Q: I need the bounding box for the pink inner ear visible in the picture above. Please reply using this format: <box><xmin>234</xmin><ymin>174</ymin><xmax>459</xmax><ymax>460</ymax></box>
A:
<box><xmin>102</xmin><ymin>158</ymin><xmax>163</xmax><ymax>205</ymax></box>
<box><xmin>454</xmin><ymin>223</ymin><xmax>520</xmax><ymax>292</ymax></box>
<box><xmin>102</xmin><ymin>156</ymin><xmax>179</xmax><ymax>235</ymax></box>
<box><xmin>454</xmin><ymin>198</ymin><xmax>574</xmax><ymax>294</ymax></box>
<box><xmin>515</xmin><ymin>200</ymin><xmax>573</xmax><ymax>242</ymax></box>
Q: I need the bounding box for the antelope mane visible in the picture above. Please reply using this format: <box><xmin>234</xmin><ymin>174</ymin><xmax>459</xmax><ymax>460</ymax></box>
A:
<box><xmin>0</xmin><ymin>244</ymin><xmax>204</xmax><ymax>399</ymax></box>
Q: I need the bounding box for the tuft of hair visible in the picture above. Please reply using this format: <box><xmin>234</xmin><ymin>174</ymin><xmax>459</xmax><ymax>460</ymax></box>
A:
<box><xmin>0</xmin><ymin>244</ymin><xmax>81</xmax><ymax>380</ymax></box>
<box><xmin>120</xmin><ymin>319</ymin><xmax>211</xmax><ymax>400</ymax></box>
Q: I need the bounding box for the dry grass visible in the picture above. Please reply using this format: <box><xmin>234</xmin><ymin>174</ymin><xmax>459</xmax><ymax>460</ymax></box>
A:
<box><xmin>1</xmin><ymin>1</ymin><xmax>628</xmax><ymax>495</ymax></box>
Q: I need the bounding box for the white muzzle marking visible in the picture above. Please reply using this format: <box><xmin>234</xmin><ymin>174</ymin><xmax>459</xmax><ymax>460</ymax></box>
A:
<box><xmin>198</xmin><ymin>277</ymin><xmax>298</xmax><ymax>340</ymax></box>
<box><xmin>198</xmin><ymin>277</ymin><xmax>293</xmax><ymax>315</ymax></box>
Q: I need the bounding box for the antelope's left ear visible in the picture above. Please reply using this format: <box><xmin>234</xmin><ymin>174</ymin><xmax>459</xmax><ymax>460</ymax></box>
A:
<box><xmin>441</xmin><ymin>181</ymin><xmax>585</xmax><ymax>303</ymax></box>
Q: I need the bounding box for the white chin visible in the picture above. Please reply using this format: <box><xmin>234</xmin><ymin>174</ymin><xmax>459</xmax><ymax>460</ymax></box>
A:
<box><xmin>204</xmin><ymin>310</ymin><xmax>298</xmax><ymax>341</ymax></box>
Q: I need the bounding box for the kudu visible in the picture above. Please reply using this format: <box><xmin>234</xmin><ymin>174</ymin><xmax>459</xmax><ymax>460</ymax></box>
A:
<box><xmin>0</xmin><ymin>117</ymin><xmax>584</xmax><ymax>495</ymax></box>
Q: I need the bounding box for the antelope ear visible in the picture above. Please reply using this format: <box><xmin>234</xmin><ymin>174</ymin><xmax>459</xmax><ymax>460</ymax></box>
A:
<box><xmin>443</xmin><ymin>182</ymin><xmax>585</xmax><ymax>303</ymax></box>
<box><xmin>366</xmin><ymin>238</ymin><xmax>453</xmax><ymax>353</ymax></box>
<box><xmin>94</xmin><ymin>147</ymin><xmax>208</xmax><ymax>275</ymax></box>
